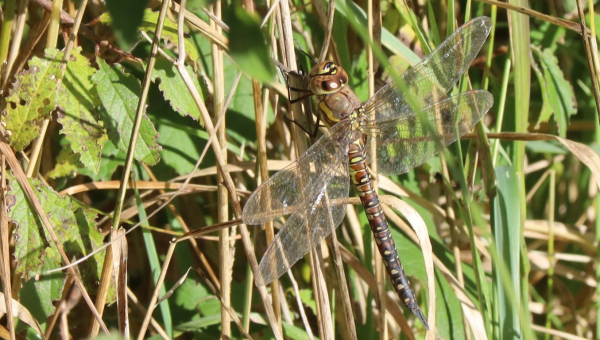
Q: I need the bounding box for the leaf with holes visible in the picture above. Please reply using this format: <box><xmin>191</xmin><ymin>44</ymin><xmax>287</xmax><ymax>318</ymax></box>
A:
<box><xmin>9</xmin><ymin>176</ymin><xmax>106</xmax><ymax>294</ymax></box>
<box><xmin>4</xmin><ymin>50</ymin><xmax>61</xmax><ymax>151</ymax></box>
<box><xmin>51</xmin><ymin>47</ymin><xmax>108</xmax><ymax>173</ymax></box>
<box><xmin>93</xmin><ymin>59</ymin><xmax>161</xmax><ymax>165</ymax></box>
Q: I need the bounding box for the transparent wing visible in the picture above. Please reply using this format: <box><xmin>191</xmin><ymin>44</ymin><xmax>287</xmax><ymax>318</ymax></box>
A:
<box><xmin>243</xmin><ymin>122</ymin><xmax>351</xmax><ymax>224</ymax></box>
<box><xmin>255</xmin><ymin>164</ymin><xmax>350</xmax><ymax>286</ymax></box>
<box><xmin>364</xmin><ymin>17</ymin><xmax>492</xmax><ymax>122</ymax></box>
<box><xmin>366</xmin><ymin>91</ymin><xmax>493</xmax><ymax>175</ymax></box>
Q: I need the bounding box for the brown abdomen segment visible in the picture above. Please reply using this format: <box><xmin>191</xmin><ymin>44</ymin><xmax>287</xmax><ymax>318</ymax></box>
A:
<box><xmin>348</xmin><ymin>139</ymin><xmax>429</xmax><ymax>329</ymax></box>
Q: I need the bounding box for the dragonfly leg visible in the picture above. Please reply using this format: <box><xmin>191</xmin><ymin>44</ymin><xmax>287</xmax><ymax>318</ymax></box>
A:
<box><xmin>283</xmin><ymin>112</ymin><xmax>318</xmax><ymax>137</ymax></box>
<box><xmin>288</xmin><ymin>90</ymin><xmax>313</xmax><ymax>104</ymax></box>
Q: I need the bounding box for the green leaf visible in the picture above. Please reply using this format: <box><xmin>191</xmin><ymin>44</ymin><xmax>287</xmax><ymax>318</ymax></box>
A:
<box><xmin>225</xmin><ymin>7</ymin><xmax>275</xmax><ymax>82</ymax></box>
<box><xmin>282</xmin><ymin>320</ymin><xmax>317</xmax><ymax>340</ymax></box>
<box><xmin>174</xmin><ymin>276</ymin><xmax>208</xmax><ymax>310</ymax></box>
<box><xmin>72</xmin><ymin>200</ymin><xmax>113</xmax><ymax>300</ymax></box>
<box><xmin>151</xmin><ymin>58</ymin><xmax>203</xmax><ymax>123</ymax></box>
<box><xmin>175</xmin><ymin>314</ymin><xmax>221</xmax><ymax>331</ymax></box>
<box><xmin>99</xmin><ymin>9</ymin><xmax>200</xmax><ymax>64</ymax></box>
<box><xmin>4</xmin><ymin>50</ymin><xmax>61</xmax><ymax>151</ymax></box>
<box><xmin>157</xmin><ymin>123</ymin><xmax>204</xmax><ymax>175</ymax></box>
<box><xmin>492</xmin><ymin>166</ymin><xmax>523</xmax><ymax>339</ymax></box>
<box><xmin>47</xmin><ymin>147</ymin><xmax>82</xmax><ymax>179</ymax></box>
<box><xmin>104</xmin><ymin>0</ymin><xmax>149</xmax><ymax>50</ymax></box>
<box><xmin>20</xmin><ymin>247</ymin><xmax>63</xmax><ymax>321</ymax></box>
<box><xmin>298</xmin><ymin>289</ymin><xmax>317</xmax><ymax>314</ymax></box>
<box><xmin>93</xmin><ymin>58</ymin><xmax>161</xmax><ymax>165</ymax></box>
<box><xmin>139</xmin><ymin>11</ymin><xmax>200</xmax><ymax>64</ymax></box>
<box><xmin>222</xmin><ymin>57</ymin><xmax>275</xmax><ymax>141</ymax></box>
<box><xmin>533</xmin><ymin>47</ymin><xmax>577</xmax><ymax>137</ymax></box>
<box><xmin>9</xmin><ymin>176</ymin><xmax>106</xmax><ymax>297</ymax></box>
<box><xmin>78</xmin><ymin>140</ymin><xmax>126</xmax><ymax>181</ymax></box>
<box><xmin>51</xmin><ymin>48</ymin><xmax>108</xmax><ymax>173</ymax></box>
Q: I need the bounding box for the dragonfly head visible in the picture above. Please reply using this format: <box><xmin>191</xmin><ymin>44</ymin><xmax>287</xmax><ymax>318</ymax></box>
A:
<box><xmin>308</xmin><ymin>62</ymin><xmax>348</xmax><ymax>95</ymax></box>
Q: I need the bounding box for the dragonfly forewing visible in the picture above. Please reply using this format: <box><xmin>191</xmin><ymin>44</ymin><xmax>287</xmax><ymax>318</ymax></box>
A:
<box><xmin>366</xmin><ymin>90</ymin><xmax>493</xmax><ymax>175</ymax></box>
<box><xmin>243</xmin><ymin>122</ymin><xmax>351</xmax><ymax>224</ymax></box>
<box><xmin>255</xmin><ymin>164</ymin><xmax>350</xmax><ymax>286</ymax></box>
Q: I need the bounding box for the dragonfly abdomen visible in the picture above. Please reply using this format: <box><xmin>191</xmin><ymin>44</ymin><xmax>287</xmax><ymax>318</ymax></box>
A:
<box><xmin>348</xmin><ymin>138</ymin><xmax>429</xmax><ymax>329</ymax></box>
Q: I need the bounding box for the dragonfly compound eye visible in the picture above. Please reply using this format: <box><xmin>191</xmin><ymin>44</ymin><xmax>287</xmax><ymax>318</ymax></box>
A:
<box><xmin>309</xmin><ymin>64</ymin><xmax>349</xmax><ymax>95</ymax></box>
<box><xmin>310</xmin><ymin>75</ymin><xmax>344</xmax><ymax>94</ymax></box>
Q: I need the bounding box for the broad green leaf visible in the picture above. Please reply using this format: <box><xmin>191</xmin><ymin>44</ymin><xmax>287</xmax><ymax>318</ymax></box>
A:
<box><xmin>47</xmin><ymin>147</ymin><xmax>81</xmax><ymax>179</ymax></box>
<box><xmin>224</xmin><ymin>59</ymin><xmax>255</xmax><ymax>121</ymax></box>
<box><xmin>4</xmin><ymin>51</ymin><xmax>61</xmax><ymax>151</ymax></box>
<box><xmin>174</xmin><ymin>276</ymin><xmax>208</xmax><ymax>311</ymax></box>
<box><xmin>93</xmin><ymin>58</ymin><xmax>161</xmax><ymax>165</ymax></box>
<box><xmin>104</xmin><ymin>0</ymin><xmax>148</xmax><ymax>50</ymax></box>
<box><xmin>72</xmin><ymin>200</ymin><xmax>113</xmax><ymax>301</ymax></box>
<box><xmin>138</xmin><ymin>11</ymin><xmax>201</xmax><ymax>64</ymax></box>
<box><xmin>175</xmin><ymin>314</ymin><xmax>221</xmax><ymax>331</ymax></box>
<box><xmin>77</xmin><ymin>140</ymin><xmax>126</xmax><ymax>181</ymax></box>
<box><xmin>157</xmin><ymin>123</ymin><xmax>204</xmax><ymax>175</ymax></box>
<box><xmin>282</xmin><ymin>321</ymin><xmax>317</xmax><ymax>340</ymax></box>
<box><xmin>222</xmin><ymin>57</ymin><xmax>275</xmax><ymax>142</ymax></box>
<box><xmin>225</xmin><ymin>7</ymin><xmax>275</xmax><ymax>83</ymax></box>
<box><xmin>533</xmin><ymin>47</ymin><xmax>577</xmax><ymax>137</ymax></box>
<box><xmin>99</xmin><ymin>10</ymin><xmax>200</xmax><ymax>64</ymax></box>
<box><xmin>9</xmin><ymin>180</ymin><xmax>52</xmax><ymax>279</ymax></box>
<box><xmin>151</xmin><ymin>58</ymin><xmax>203</xmax><ymax>123</ymax></box>
<box><xmin>50</xmin><ymin>48</ymin><xmax>108</xmax><ymax>173</ymax></box>
<box><xmin>298</xmin><ymin>289</ymin><xmax>317</xmax><ymax>315</ymax></box>
<box><xmin>8</xmin><ymin>177</ymin><xmax>106</xmax><ymax>295</ymax></box>
<box><xmin>20</xmin><ymin>247</ymin><xmax>63</xmax><ymax>321</ymax></box>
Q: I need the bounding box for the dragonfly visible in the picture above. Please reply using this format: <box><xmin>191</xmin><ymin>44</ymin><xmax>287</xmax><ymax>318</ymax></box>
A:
<box><xmin>243</xmin><ymin>16</ymin><xmax>493</xmax><ymax>329</ymax></box>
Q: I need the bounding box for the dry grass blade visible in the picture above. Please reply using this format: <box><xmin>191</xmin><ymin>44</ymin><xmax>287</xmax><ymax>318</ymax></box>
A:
<box><xmin>111</xmin><ymin>228</ymin><xmax>129</xmax><ymax>337</ymax></box>
<box><xmin>58</xmin><ymin>180</ymin><xmax>218</xmax><ymax>196</ymax></box>
<box><xmin>476</xmin><ymin>0</ymin><xmax>588</xmax><ymax>36</ymax></box>
<box><xmin>530</xmin><ymin>324</ymin><xmax>590</xmax><ymax>340</ymax></box>
<box><xmin>165</xmin><ymin>0</ymin><xmax>229</xmax><ymax>49</ymax></box>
